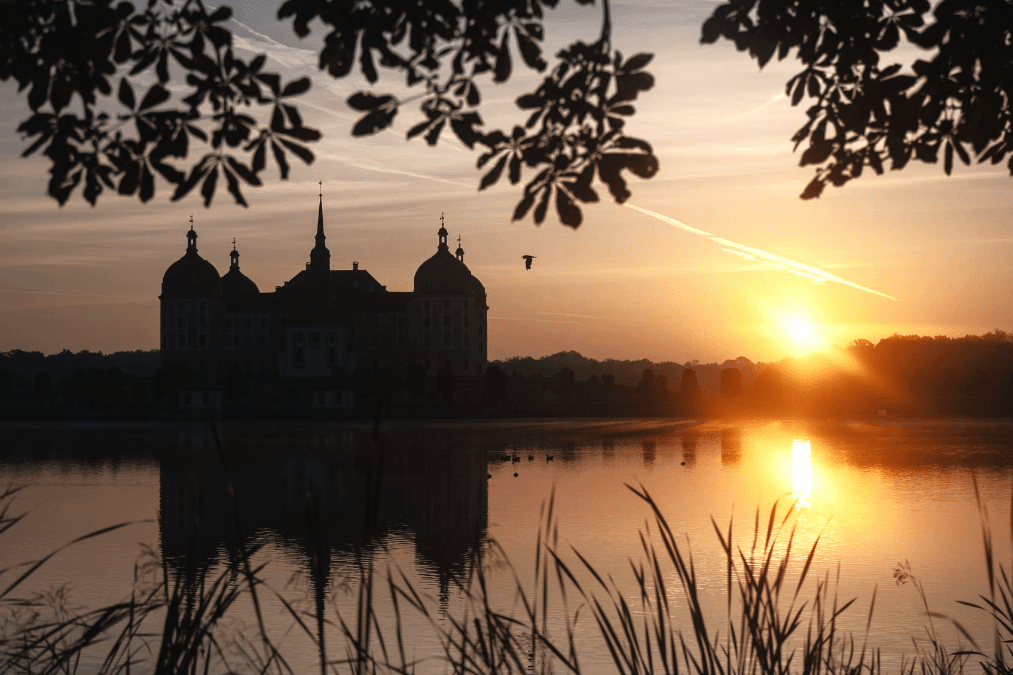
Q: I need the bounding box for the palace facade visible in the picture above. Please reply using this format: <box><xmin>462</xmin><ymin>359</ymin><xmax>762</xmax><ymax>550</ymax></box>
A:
<box><xmin>158</xmin><ymin>197</ymin><xmax>489</xmax><ymax>406</ymax></box>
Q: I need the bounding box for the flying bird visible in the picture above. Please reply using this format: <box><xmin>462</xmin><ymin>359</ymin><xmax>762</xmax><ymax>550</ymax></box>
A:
<box><xmin>522</xmin><ymin>255</ymin><xmax>536</xmax><ymax>270</ymax></box>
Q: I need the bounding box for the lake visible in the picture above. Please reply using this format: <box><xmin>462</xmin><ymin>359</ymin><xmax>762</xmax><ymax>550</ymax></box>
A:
<box><xmin>1</xmin><ymin>418</ymin><xmax>1012</xmax><ymax>674</ymax></box>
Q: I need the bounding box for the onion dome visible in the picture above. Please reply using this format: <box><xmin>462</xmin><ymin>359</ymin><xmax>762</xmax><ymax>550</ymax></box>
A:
<box><xmin>413</xmin><ymin>216</ymin><xmax>474</xmax><ymax>295</ymax></box>
<box><xmin>221</xmin><ymin>241</ymin><xmax>260</xmax><ymax>296</ymax></box>
<box><xmin>454</xmin><ymin>234</ymin><xmax>488</xmax><ymax>308</ymax></box>
<box><xmin>468</xmin><ymin>272</ymin><xmax>488</xmax><ymax>309</ymax></box>
<box><xmin>161</xmin><ymin>222</ymin><xmax>222</xmax><ymax>298</ymax></box>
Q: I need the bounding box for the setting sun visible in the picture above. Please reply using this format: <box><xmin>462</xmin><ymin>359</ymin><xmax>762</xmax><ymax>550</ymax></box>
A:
<box><xmin>790</xmin><ymin>320</ymin><xmax>812</xmax><ymax>341</ymax></box>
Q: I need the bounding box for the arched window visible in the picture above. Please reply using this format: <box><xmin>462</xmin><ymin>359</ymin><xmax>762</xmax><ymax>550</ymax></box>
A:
<box><xmin>310</xmin><ymin>332</ymin><xmax>322</xmax><ymax>349</ymax></box>
<box><xmin>293</xmin><ymin>332</ymin><xmax>305</xmax><ymax>367</ymax></box>
<box><xmin>327</xmin><ymin>333</ymin><xmax>337</xmax><ymax>365</ymax></box>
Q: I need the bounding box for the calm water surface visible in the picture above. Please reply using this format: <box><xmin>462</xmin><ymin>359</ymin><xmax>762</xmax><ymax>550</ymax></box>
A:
<box><xmin>1</xmin><ymin>418</ymin><xmax>1012</xmax><ymax>673</ymax></box>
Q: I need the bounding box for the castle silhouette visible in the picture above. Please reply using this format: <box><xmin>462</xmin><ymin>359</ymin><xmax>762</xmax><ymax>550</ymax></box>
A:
<box><xmin>158</xmin><ymin>195</ymin><xmax>488</xmax><ymax>409</ymax></box>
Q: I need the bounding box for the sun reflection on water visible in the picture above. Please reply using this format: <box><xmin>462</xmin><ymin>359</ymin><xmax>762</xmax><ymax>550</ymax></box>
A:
<box><xmin>791</xmin><ymin>439</ymin><xmax>813</xmax><ymax>508</ymax></box>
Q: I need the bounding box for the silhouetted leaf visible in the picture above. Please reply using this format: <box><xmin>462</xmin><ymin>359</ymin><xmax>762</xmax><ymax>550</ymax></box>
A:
<box><xmin>257</xmin><ymin>72</ymin><xmax>281</xmax><ymax>96</ymax></box>
<box><xmin>223</xmin><ymin>166</ymin><xmax>248</xmax><ymax>207</ymax></box>
<box><xmin>138</xmin><ymin>84</ymin><xmax>169</xmax><ymax>110</ymax></box>
<box><xmin>201</xmin><ymin>165</ymin><xmax>219</xmax><ymax>206</ymax></box>
<box><xmin>347</xmin><ymin>92</ymin><xmax>394</xmax><ymax>112</ymax></box>
<box><xmin>620</xmin><ymin>53</ymin><xmax>653</xmax><ymax>72</ymax></box>
<box><xmin>352</xmin><ymin>107</ymin><xmax>397</xmax><ymax>136</ymax></box>
<box><xmin>800</xmin><ymin>175</ymin><xmax>825</xmax><ymax>199</ymax></box>
<box><xmin>801</xmin><ymin>139</ymin><xmax>833</xmax><ymax>166</ymax></box>
<box><xmin>424</xmin><ymin>119</ymin><xmax>445</xmax><ymax>146</ymax></box>
<box><xmin>227</xmin><ymin>156</ymin><xmax>261</xmax><ymax>185</ymax></box>
<box><xmin>513</xmin><ymin>189</ymin><xmax>537</xmax><ymax>221</ymax></box>
<box><xmin>360</xmin><ymin>40</ymin><xmax>378</xmax><ymax>83</ymax></box>
<box><xmin>251</xmin><ymin>141</ymin><xmax>266</xmax><ymax>173</ymax></box>
<box><xmin>172</xmin><ymin>161</ymin><xmax>210</xmax><ymax>200</ymax></box>
<box><xmin>118</xmin><ymin>161</ymin><xmax>140</xmax><ymax>195</ymax></box>
<box><xmin>555</xmin><ymin>186</ymin><xmax>581</xmax><ymax>227</ymax></box>
<box><xmin>407</xmin><ymin>119</ymin><xmax>429</xmax><ymax>140</ymax></box>
<box><xmin>565</xmin><ymin>179</ymin><xmax>598</xmax><ymax>203</ymax></box>
<box><xmin>700</xmin><ymin>16</ymin><xmax>722</xmax><ymax>44</ymax></box>
<box><xmin>278</xmin><ymin>138</ymin><xmax>314</xmax><ymax>164</ymax></box>
<box><xmin>479</xmin><ymin>155</ymin><xmax>507</xmax><ymax>190</ymax></box>
<box><xmin>515</xmin><ymin>28</ymin><xmax>546</xmax><ymax>71</ymax></box>
<box><xmin>139</xmin><ymin>162</ymin><xmax>154</xmax><ymax>201</ymax></box>
<box><xmin>118</xmin><ymin>78</ymin><xmax>135</xmax><ymax>109</ymax></box>
<box><xmin>271</xmin><ymin>140</ymin><xmax>289</xmax><ymax>179</ymax></box>
<box><xmin>494</xmin><ymin>31</ymin><xmax>511</xmax><ymax>83</ymax></box>
<box><xmin>533</xmin><ymin>184</ymin><xmax>551</xmax><ymax>223</ymax></box>
<box><xmin>450</xmin><ymin>114</ymin><xmax>481</xmax><ymax>148</ymax></box>
<box><xmin>281</xmin><ymin>77</ymin><xmax>311</xmax><ymax>98</ymax></box>
<box><xmin>509</xmin><ymin>155</ymin><xmax>522</xmax><ymax>184</ymax></box>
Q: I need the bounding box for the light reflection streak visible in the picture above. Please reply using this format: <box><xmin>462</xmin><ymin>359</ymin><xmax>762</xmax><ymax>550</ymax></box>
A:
<box><xmin>791</xmin><ymin>439</ymin><xmax>813</xmax><ymax>509</ymax></box>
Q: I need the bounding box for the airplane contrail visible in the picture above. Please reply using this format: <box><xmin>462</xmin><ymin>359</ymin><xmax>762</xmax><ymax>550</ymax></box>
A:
<box><xmin>621</xmin><ymin>202</ymin><xmax>898</xmax><ymax>301</ymax></box>
<box><xmin>222</xmin><ymin>13</ymin><xmax>898</xmax><ymax>303</ymax></box>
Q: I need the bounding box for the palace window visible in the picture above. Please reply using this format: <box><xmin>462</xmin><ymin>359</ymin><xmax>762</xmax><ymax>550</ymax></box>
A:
<box><xmin>293</xmin><ymin>332</ymin><xmax>305</xmax><ymax>367</ymax></box>
<box><xmin>327</xmin><ymin>333</ymin><xmax>337</xmax><ymax>365</ymax></box>
<box><xmin>310</xmin><ymin>332</ymin><xmax>322</xmax><ymax>349</ymax></box>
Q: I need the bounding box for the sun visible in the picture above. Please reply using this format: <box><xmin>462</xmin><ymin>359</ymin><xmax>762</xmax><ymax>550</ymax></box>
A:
<box><xmin>789</xmin><ymin>319</ymin><xmax>812</xmax><ymax>341</ymax></box>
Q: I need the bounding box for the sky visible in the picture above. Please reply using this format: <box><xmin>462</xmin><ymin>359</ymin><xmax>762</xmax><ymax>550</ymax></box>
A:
<box><xmin>1</xmin><ymin>0</ymin><xmax>1011</xmax><ymax>364</ymax></box>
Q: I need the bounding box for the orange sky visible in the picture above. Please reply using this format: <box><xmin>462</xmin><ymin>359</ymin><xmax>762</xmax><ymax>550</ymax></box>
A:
<box><xmin>1</xmin><ymin>0</ymin><xmax>1011</xmax><ymax>363</ymax></box>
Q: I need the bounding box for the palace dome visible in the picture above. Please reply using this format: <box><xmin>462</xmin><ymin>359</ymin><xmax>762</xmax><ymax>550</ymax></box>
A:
<box><xmin>221</xmin><ymin>267</ymin><xmax>259</xmax><ymax>296</ymax></box>
<box><xmin>221</xmin><ymin>246</ymin><xmax>259</xmax><ymax>296</ymax></box>
<box><xmin>413</xmin><ymin>220</ymin><xmax>477</xmax><ymax>296</ymax></box>
<box><xmin>160</xmin><ymin>226</ymin><xmax>222</xmax><ymax>298</ymax></box>
<box><xmin>413</xmin><ymin>248</ymin><xmax>475</xmax><ymax>295</ymax></box>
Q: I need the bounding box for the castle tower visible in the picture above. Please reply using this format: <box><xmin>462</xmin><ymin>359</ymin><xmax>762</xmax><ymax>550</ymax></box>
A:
<box><xmin>309</xmin><ymin>186</ymin><xmax>330</xmax><ymax>283</ymax></box>
<box><xmin>159</xmin><ymin>216</ymin><xmax>224</xmax><ymax>380</ymax></box>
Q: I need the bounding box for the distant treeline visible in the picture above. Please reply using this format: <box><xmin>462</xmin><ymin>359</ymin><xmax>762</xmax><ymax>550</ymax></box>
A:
<box><xmin>494</xmin><ymin>331</ymin><xmax>1013</xmax><ymax>417</ymax></box>
<box><xmin>762</xmin><ymin>331</ymin><xmax>1013</xmax><ymax>416</ymax></box>
<box><xmin>493</xmin><ymin>350</ymin><xmax>756</xmax><ymax>393</ymax></box>
<box><xmin>0</xmin><ymin>349</ymin><xmax>160</xmax><ymax>381</ymax></box>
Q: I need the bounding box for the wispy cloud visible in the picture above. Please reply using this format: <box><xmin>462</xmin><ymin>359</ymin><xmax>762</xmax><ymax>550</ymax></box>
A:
<box><xmin>490</xmin><ymin>315</ymin><xmax>580</xmax><ymax>325</ymax></box>
<box><xmin>621</xmin><ymin>202</ymin><xmax>898</xmax><ymax>301</ymax></box>
<box><xmin>536</xmin><ymin>311</ymin><xmax>606</xmax><ymax>320</ymax></box>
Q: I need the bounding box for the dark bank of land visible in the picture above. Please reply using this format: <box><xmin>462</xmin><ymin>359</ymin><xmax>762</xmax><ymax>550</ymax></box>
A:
<box><xmin>1</xmin><ymin>331</ymin><xmax>1011</xmax><ymax>420</ymax></box>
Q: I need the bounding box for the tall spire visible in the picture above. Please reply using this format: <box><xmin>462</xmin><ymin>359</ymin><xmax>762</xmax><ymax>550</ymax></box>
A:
<box><xmin>229</xmin><ymin>238</ymin><xmax>240</xmax><ymax>271</ymax></box>
<box><xmin>309</xmin><ymin>183</ymin><xmax>330</xmax><ymax>282</ymax></box>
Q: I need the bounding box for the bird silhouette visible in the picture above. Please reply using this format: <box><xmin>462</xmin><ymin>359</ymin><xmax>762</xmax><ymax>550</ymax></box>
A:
<box><xmin>522</xmin><ymin>255</ymin><xmax>536</xmax><ymax>270</ymax></box>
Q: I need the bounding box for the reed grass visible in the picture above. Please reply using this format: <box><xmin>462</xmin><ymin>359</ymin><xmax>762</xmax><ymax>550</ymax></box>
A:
<box><xmin>1</xmin><ymin>453</ymin><xmax>1011</xmax><ymax>675</ymax></box>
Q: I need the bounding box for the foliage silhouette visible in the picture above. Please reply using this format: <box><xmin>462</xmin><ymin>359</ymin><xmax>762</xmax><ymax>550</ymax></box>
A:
<box><xmin>6</xmin><ymin>0</ymin><xmax>657</xmax><ymax>227</ymax></box>
<box><xmin>9</xmin><ymin>0</ymin><xmax>1010</xmax><ymax>219</ymax></box>
<box><xmin>5</xmin><ymin>0</ymin><xmax>320</xmax><ymax>208</ymax></box>
<box><xmin>702</xmin><ymin>0</ymin><xmax>1013</xmax><ymax>199</ymax></box>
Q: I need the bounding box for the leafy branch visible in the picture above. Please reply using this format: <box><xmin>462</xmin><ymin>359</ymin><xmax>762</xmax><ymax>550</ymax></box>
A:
<box><xmin>5</xmin><ymin>0</ymin><xmax>319</xmax><ymax>207</ymax></box>
<box><xmin>309</xmin><ymin>0</ymin><xmax>659</xmax><ymax>227</ymax></box>
<box><xmin>702</xmin><ymin>0</ymin><xmax>1013</xmax><ymax>199</ymax></box>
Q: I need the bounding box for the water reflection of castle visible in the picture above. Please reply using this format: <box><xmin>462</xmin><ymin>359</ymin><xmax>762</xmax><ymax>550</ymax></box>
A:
<box><xmin>158</xmin><ymin>426</ymin><xmax>488</xmax><ymax>580</ymax></box>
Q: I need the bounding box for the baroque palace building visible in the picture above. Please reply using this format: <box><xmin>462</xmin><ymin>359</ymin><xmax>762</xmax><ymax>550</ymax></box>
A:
<box><xmin>159</xmin><ymin>195</ymin><xmax>489</xmax><ymax>407</ymax></box>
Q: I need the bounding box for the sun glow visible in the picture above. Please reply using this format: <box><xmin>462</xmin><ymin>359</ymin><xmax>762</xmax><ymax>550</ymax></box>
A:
<box><xmin>791</xmin><ymin>439</ymin><xmax>813</xmax><ymax>508</ymax></box>
<box><xmin>789</xmin><ymin>319</ymin><xmax>812</xmax><ymax>341</ymax></box>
